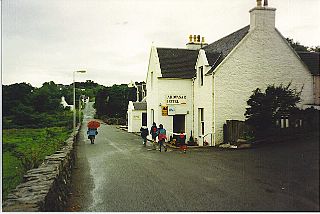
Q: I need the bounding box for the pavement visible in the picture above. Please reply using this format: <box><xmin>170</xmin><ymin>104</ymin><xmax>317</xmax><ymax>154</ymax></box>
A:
<box><xmin>65</xmin><ymin>102</ymin><xmax>319</xmax><ymax>211</ymax></box>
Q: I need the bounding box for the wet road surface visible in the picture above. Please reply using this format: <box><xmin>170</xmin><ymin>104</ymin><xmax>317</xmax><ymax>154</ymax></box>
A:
<box><xmin>66</xmin><ymin>102</ymin><xmax>319</xmax><ymax>211</ymax></box>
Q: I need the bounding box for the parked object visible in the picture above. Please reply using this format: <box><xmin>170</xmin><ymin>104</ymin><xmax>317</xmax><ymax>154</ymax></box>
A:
<box><xmin>179</xmin><ymin>144</ymin><xmax>188</xmax><ymax>153</ymax></box>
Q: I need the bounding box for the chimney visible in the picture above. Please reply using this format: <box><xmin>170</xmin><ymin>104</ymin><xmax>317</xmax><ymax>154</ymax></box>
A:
<box><xmin>249</xmin><ymin>0</ymin><xmax>276</xmax><ymax>31</ymax></box>
<box><xmin>186</xmin><ymin>34</ymin><xmax>208</xmax><ymax>50</ymax></box>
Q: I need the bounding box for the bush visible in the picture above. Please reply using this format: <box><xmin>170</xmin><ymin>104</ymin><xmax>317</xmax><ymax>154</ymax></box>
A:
<box><xmin>245</xmin><ymin>83</ymin><xmax>301</xmax><ymax>138</ymax></box>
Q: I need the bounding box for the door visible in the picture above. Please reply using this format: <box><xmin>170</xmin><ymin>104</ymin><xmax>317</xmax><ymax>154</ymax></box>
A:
<box><xmin>173</xmin><ymin>114</ymin><xmax>185</xmax><ymax>133</ymax></box>
<box><xmin>142</xmin><ymin>112</ymin><xmax>147</xmax><ymax>126</ymax></box>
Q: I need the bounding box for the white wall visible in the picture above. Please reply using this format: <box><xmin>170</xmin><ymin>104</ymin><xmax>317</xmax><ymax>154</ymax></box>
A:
<box><xmin>213</xmin><ymin>26</ymin><xmax>313</xmax><ymax>144</ymax></box>
<box><xmin>193</xmin><ymin>50</ymin><xmax>214</xmax><ymax>146</ymax></box>
<box><xmin>146</xmin><ymin>46</ymin><xmax>193</xmax><ymax>141</ymax></box>
<box><xmin>128</xmin><ymin>101</ymin><xmax>147</xmax><ymax>132</ymax></box>
<box><xmin>146</xmin><ymin>46</ymin><xmax>161</xmax><ymax>131</ymax></box>
<box><xmin>157</xmin><ymin>78</ymin><xmax>193</xmax><ymax>140</ymax></box>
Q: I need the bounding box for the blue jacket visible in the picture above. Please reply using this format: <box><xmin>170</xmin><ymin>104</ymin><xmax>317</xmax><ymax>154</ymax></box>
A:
<box><xmin>87</xmin><ymin>129</ymin><xmax>98</xmax><ymax>136</ymax></box>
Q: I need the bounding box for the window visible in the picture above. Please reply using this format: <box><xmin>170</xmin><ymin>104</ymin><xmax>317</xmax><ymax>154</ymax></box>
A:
<box><xmin>151</xmin><ymin>109</ymin><xmax>154</xmax><ymax>124</ymax></box>
<box><xmin>198</xmin><ymin>108</ymin><xmax>204</xmax><ymax>135</ymax></box>
<box><xmin>142</xmin><ymin>113</ymin><xmax>147</xmax><ymax>126</ymax></box>
<box><xmin>199</xmin><ymin>66</ymin><xmax>204</xmax><ymax>86</ymax></box>
<box><xmin>150</xmin><ymin>71</ymin><xmax>154</xmax><ymax>88</ymax></box>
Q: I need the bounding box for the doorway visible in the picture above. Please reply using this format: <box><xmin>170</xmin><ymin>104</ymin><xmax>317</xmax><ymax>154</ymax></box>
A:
<box><xmin>142</xmin><ymin>112</ymin><xmax>147</xmax><ymax>126</ymax></box>
<box><xmin>173</xmin><ymin>114</ymin><xmax>185</xmax><ymax>133</ymax></box>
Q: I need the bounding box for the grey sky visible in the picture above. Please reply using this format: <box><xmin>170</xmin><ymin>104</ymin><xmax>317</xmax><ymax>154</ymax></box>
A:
<box><xmin>2</xmin><ymin>0</ymin><xmax>320</xmax><ymax>87</ymax></box>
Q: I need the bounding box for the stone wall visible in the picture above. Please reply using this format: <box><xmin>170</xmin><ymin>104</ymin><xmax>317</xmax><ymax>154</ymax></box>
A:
<box><xmin>2</xmin><ymin>126</ymin><xmax>80</xmax><ymax>212</ymax></box>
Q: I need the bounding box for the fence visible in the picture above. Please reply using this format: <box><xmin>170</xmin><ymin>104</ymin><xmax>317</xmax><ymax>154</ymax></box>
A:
<box><xmin>223</xmin><ymin>120</ymin><xmax>249</xmax><ymax>144</ymax></box>
<box><xmin>224</xmin><ymin>114</ymin><xmax>318</xmax><ymax>144</ymax></box>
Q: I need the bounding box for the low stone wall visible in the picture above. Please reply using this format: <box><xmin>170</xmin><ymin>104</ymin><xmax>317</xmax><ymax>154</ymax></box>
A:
<box><xmin>2</xmin><ymin>127</ymin><xmax>80</xmax><ymax>212</ymax></box>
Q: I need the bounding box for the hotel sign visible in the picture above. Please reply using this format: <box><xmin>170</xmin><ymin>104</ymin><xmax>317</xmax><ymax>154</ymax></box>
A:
<box><xmin>166</xmin><ymin>95</ymin><xmax>187</xmax><ymax>105</ymax></box>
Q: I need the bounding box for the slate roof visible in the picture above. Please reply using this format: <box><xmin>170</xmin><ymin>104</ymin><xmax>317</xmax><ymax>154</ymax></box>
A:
<box><xmin>206</xmin><ymin>52</ymin><xmax>222</xmax><ymax>66</ymax></box>
<box><xmin>203</xmin><ymin>25</ymin><xmax>250</xmax><ymax>58</ymax></box>
<box><xmin>297</xmin><ymin>52</ymin><xmax>320</xmax><ymax>75</ymax></box>
<box><xmin>157</xmin><ymin>48</ymin><xmax>199</xmax><ymax>78</ymax></box>
<box><xmin>156</xmin><ymin>26</ymin><xmax>250</xmax><ymax>78</ymax></box>
<box><xmin>204</xmin><ymin>25</ymin><xmax>250</xmax><ymax>74</ymax></box>
<box><xmin>133</xmin><ymin>102</ymin><xmax>147</xmax><ymax>110</ymax></box>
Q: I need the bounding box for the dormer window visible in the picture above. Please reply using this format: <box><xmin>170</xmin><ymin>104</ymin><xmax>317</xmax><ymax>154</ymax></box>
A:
<box><xmin>199</xmin><ymin>66</ymin><xmax>204</xmax><ymax>86</ymax></box>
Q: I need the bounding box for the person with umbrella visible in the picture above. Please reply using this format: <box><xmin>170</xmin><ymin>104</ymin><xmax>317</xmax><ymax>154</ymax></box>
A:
<box><xmin>87</xmin><ymin>120</ymin><xmax>100</xmax><ymax>144</ymax></box>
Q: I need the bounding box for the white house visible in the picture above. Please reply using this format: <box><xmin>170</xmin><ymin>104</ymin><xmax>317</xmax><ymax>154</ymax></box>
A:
<box><xmin>127</xmin><ymin>82</ymin><xmax>148</xmax><ymax>132</ymax></box>
<box><xmin>60</xmin><ymin>96</ymin><xmax>74</xmax><ymax>110</ymax></box>
<box><xmin>127</xmin><ymin>101</ymin><xmax>147</xmax><ymax>132</ymax></box>
<box><xmin>144</xmin><ymin>0</ymin><xmax>317</xmax><ymax>146</ymax></box>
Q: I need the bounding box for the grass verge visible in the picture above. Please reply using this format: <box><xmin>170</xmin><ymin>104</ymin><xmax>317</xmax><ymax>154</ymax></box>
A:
<box><xmin>2</xmin><ymin>127</ymin><xmax>71</xmax><ymax>200</ymax></box>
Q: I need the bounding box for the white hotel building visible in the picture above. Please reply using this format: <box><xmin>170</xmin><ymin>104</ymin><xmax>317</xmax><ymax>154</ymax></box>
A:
<box><xmin>128</xmin><ymin>0</ymin><xmax>319</xmax><ymax>146</ymax></box>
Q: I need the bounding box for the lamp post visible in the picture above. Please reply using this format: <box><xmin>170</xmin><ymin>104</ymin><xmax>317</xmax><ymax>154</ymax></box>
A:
<box><xmin>79</xmin><ymin>94</ymin><xmax>85</xmax><ymax>125</ymax></box>
<box><xmin>73</xmin><ymin>70</ymin><xmax>86</xmax><ymax>138</ymax></box>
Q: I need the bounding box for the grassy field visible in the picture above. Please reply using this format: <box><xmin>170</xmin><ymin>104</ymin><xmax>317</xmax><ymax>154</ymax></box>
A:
<box><xmin>2</xmin><ymin>127</ymin><xmax>71</xmax><ymax>200</ymax></box>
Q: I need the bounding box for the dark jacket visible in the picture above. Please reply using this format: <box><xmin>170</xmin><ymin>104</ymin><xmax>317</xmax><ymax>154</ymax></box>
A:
<box><xmin>140</xmin><ymin>127</ymin><xmax>149</xmax><ymax>138</ymax></box>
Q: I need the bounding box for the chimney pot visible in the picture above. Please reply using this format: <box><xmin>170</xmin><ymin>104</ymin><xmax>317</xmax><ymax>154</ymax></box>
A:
<box><xmin>257</xmin><ymin>0</ymin><xmax>262</xmax><ymax>7</ymax></box>
<box><xmin>197</xmin><ymin>35</ymin><xmax>200</xmax><ymax>42</ymax></box>
<box><xmin>189</xmin><ymin>35</ymin><xmax>193</xmax><ymax>43</ymax></box>
<box><xmin>263</xmin><ymin>0</ymin><xmax>268</xmax><ymax>6</ymax></box>
<box><xmin>193</xmin><ymin>35</ymin><xmax>197</xmax><ymax>43</ymax></box>
<box><xmin>201</xmin><ymin>37</ymin><xmax>205</xmax><ymax>43</ymax></box>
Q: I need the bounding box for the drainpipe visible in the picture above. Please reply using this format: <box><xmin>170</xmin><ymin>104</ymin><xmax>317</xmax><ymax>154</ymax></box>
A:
<box><xmin>212</xmin><ymin>74</ymin><xmax>215</xmax><ymax>147</ymax></box>
<box><xmin>192</xmin><ymin>77</ymin><xmax>195</xmax><ymax>141</ymax></box>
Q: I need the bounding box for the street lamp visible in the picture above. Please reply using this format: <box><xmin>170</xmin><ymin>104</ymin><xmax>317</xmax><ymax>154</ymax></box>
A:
<box><xmin>79</xmin><ymin>94</ymin><xmax>85</xmax><ymax>125</ymax></box>
<box><xmin>73</xmin><ymin>70</ymin><xmax>86</xmax><ymax>138</ymax></box>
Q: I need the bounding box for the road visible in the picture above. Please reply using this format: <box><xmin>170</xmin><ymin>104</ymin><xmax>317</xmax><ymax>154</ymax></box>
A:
<box><xmin>66</xmin><ymin>102</ymin><xmax>319</xmax><ymax>211</ymax></box>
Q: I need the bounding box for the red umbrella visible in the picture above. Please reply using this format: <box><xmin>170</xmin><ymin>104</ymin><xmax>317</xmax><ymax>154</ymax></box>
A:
<box><xmin>87</xmin><ymin>120</ymin><xmax>100</xmax><ymax>129</ymax></box>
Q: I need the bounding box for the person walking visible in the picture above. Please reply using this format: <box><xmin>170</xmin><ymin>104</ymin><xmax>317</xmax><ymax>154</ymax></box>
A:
<box><xmin>87</xmin><ymin>128</ymin><xmax>98</xmax><ymax>144</ymax></box>
<box><xmin>150</xmin><ymin>122</ymin><xmax>158</xmax><ymax>150</ymax></box>
<box><xmin>158</xmin><ymin>124</ymin><xmax>167</xmax><ymax>152</ymax></box>
<box><xmin>140</xmin><ymin>126</ymin><xmax>149</xmax><ymax>147</ymax></box>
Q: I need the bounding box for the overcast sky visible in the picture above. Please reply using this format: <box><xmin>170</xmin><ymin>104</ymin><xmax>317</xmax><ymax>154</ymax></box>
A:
<box><xmin>2</xmin><ymin>0</ymin><xmax>320</xmax><ymax>88</ymax></box>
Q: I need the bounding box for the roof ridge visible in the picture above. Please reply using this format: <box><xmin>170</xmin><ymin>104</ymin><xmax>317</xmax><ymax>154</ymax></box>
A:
<box><xmin>204</xmin><ymin>25</ymin><xmax>250</xmax><ymax>49</ymax></box>
<box><xmin>157</xmin><ymin>47</ymin><xmax>198</xmax><ymax>51</ymax></box>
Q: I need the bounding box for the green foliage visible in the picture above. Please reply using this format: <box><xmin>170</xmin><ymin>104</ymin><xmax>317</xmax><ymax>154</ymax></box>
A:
<box><xmin>286</xmin><ymin>38</ymin><xmax>320</xmax><ymax>52</ymax></box>
<box><xmin>95</xmin><ymin>84</ymin><xmax>136</xmax><ymax>120</ymax></box>
<box><xmin>32</xmin><ymin>81</ymin><xmax>63</xmax><ymax>113</ymax></box>
<box><xmin>2</xmin><ymin>152</ymin><xmax>24</xmax><ymax>199</ymax></box>
<box><xmin>2</xmin><ymin>127</ymin><xmax>70</xmax><ymax>199</ymax></box>
<box><xmin>2</xmin><ymin>80</ymin><xmax>103</xmax><ymax>129</ymax></box>
<box><xmin>245</xmin><ymin>83</ymin><xmax>302</xmax><ymax>137</ymax></box>
<box><xmin>2</xmin><ymin>83</ymin><xmax>34</xmax><ymax>116</ymax></box>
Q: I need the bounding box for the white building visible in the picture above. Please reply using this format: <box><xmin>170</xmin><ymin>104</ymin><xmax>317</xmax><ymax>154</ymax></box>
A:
<box><xmin>127</xmin><ymin>101</ymin><xmax>147</xmax><ymax>132</ymax></box>
<box><xmin>127</xmin><ymin>82</ymin><xmax>147</xmax><ymax>132</ymax></box>
<box><xmin>60</xmin><ymin>96</ymin><xmax>74</xmax><ymax>110</ymax></box>
<box><xmin>144</xmin><ymin>0</ymin><xmax>318</xmax><ymax>146</ymax></box>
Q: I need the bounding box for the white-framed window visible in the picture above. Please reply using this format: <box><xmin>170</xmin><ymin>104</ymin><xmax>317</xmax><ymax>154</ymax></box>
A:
<box><xmin>199</xmin><ymin>66</ymin><xmax>204</xmax><ymax>86</ymax></box>
<box><xmin>198</xmin><ymin>108</ymin><xmax>204</xmax><ymax>135</ymax></box>
<box><xmin>151</xmin><ymin>109</ymin><xmax>154</xmax><ymax>124</ymax></box>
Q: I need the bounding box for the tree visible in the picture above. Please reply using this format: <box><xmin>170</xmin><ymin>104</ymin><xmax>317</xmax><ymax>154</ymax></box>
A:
<box><xmin>32</xmin><ymin>81</ymin><xmax>63</xmax><ymax>113</ymax></box>
<box><xmin>244</xmin><ymin>83</ymin><xmax>302</xmax><ymax>137</ymax></box>
<box><xmin>2</xmin><ymin>83</ymin><xmax>34</xmax><ymax>116</ymax></box>
<box><xmin>286</xmin><ymin>38</ymin><xmax>320</xmax><ymax>52</ymax></box>
<box><xmin>94</xmin><ymin>84</ymin><xmax>136</xmax><ymax>119</ymax></box>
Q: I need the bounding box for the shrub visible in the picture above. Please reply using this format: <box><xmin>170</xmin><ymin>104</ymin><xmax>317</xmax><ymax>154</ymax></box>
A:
<box><xmin>245</xmin><ymin>83</ymin><xmax>301</xmax><ymax>138</ymax></box>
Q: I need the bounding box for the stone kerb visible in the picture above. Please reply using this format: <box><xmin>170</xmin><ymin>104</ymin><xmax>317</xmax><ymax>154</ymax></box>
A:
<box><xmin>2</xmin><ymin>126</ymin><xmax>81</xmax><ymax>212</ymax></box>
